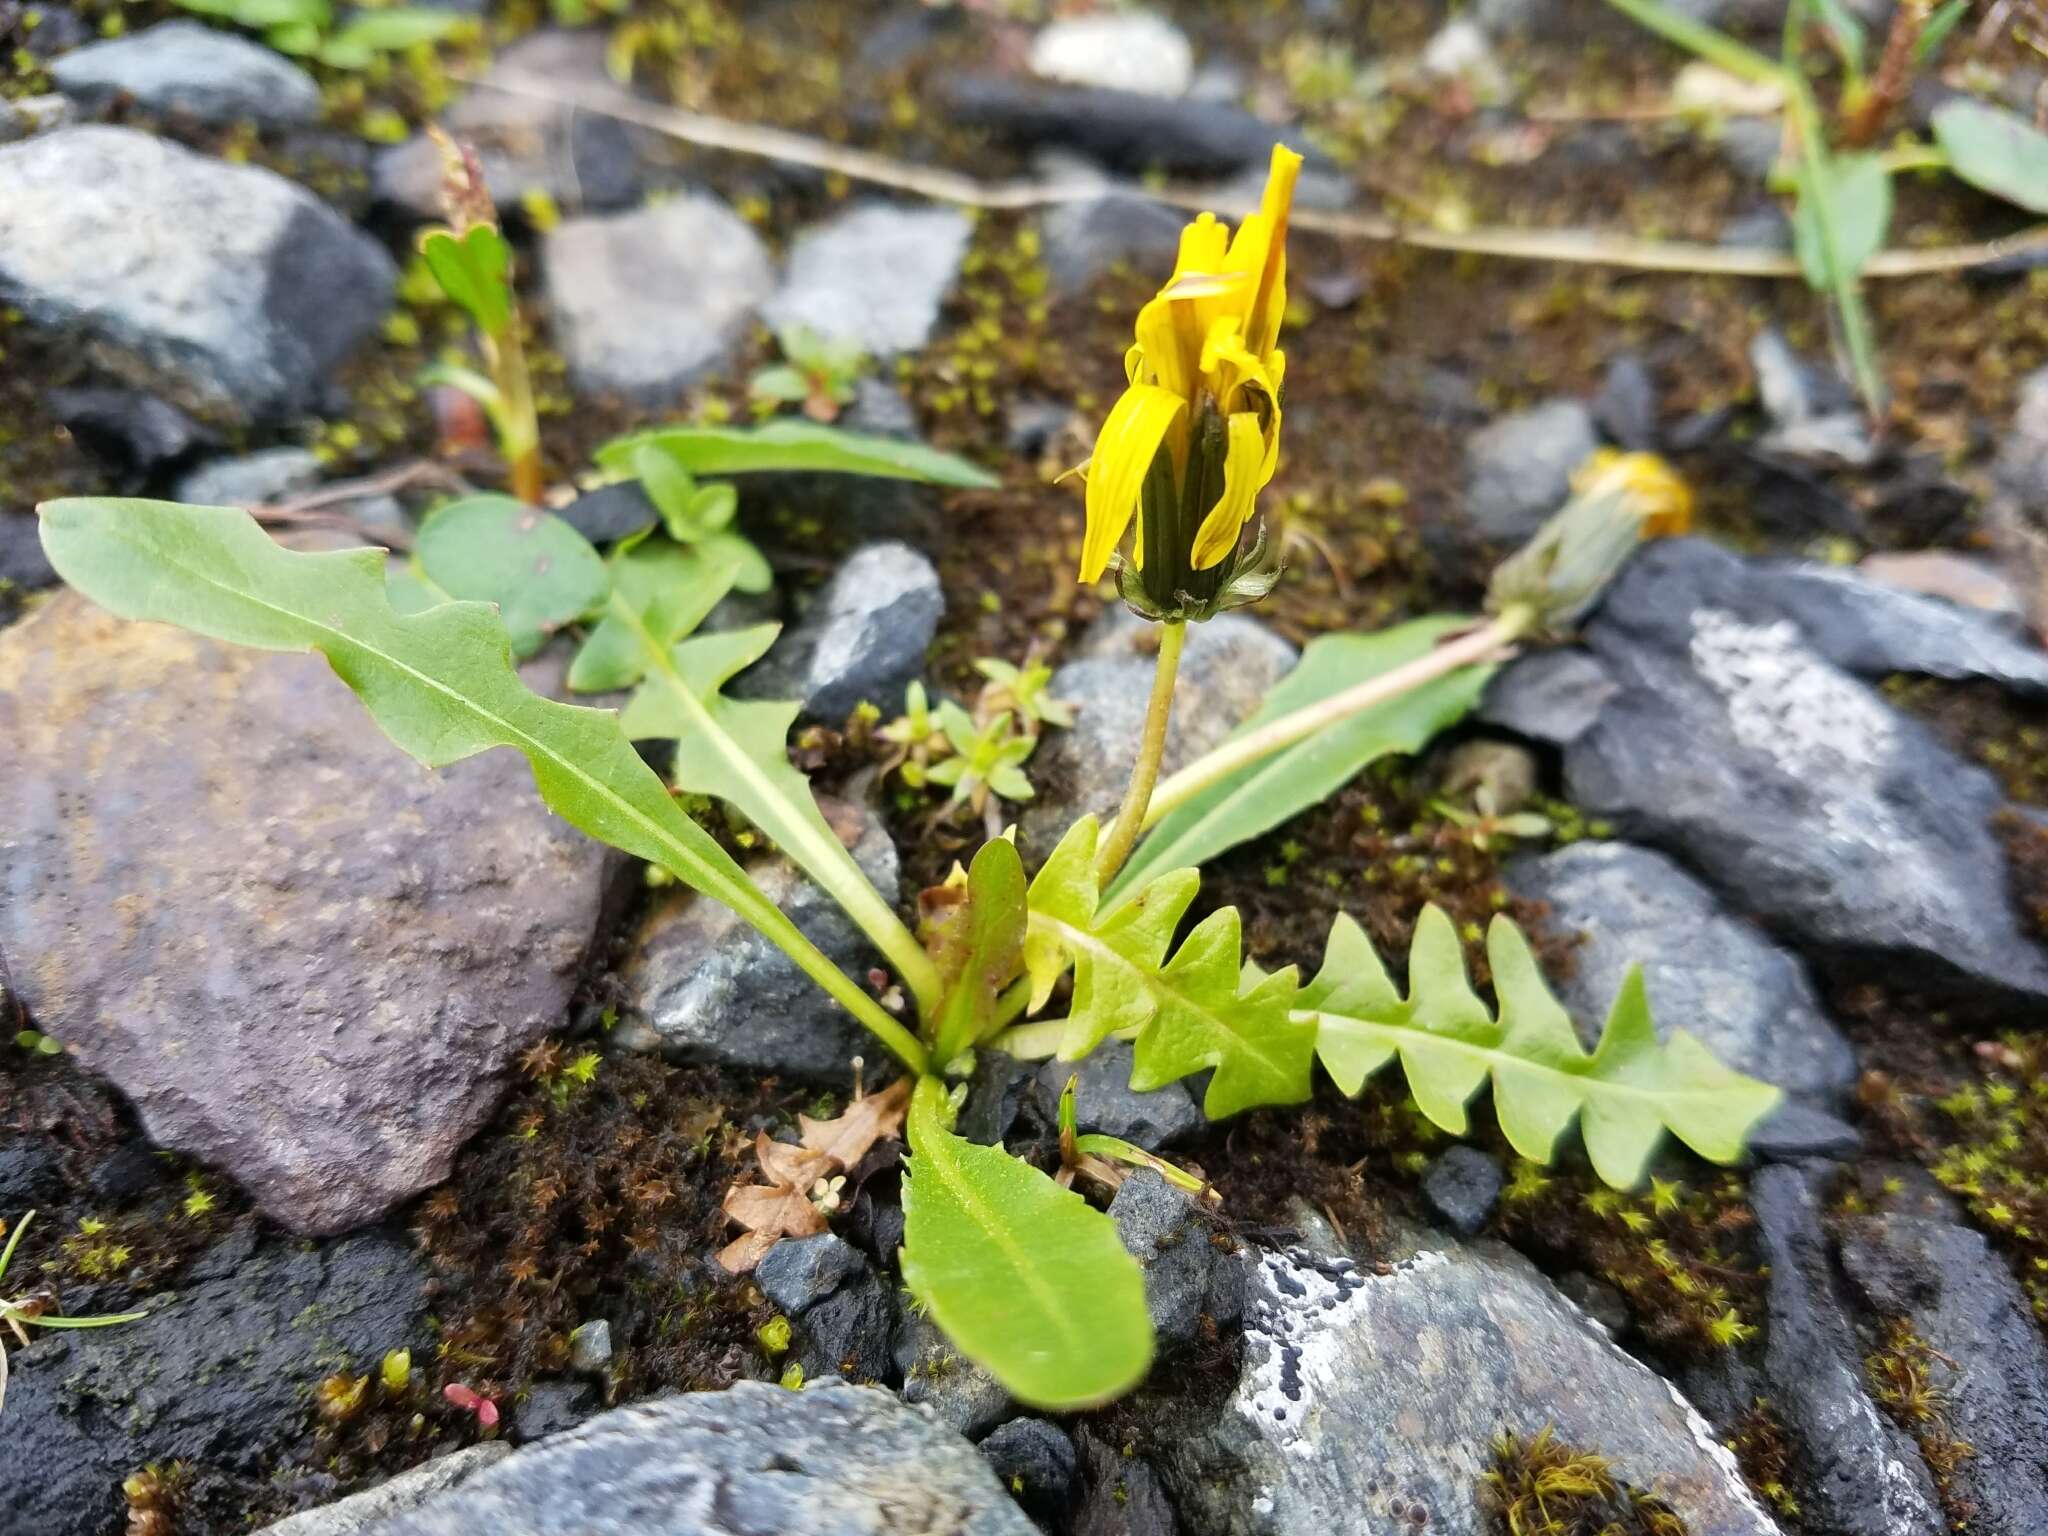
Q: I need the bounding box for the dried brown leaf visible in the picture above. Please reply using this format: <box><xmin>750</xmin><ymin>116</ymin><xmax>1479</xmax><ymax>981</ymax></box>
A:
<box><xmin>797</xmin><ymin>1076</ymin><xmax>910</xmax><ymax>1170</ymax></box>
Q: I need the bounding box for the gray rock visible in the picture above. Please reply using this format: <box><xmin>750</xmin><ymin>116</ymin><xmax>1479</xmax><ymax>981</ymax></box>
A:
<box><xmin>47</xmin><ymin>385</ymin><xmax>213</xmax><ymax>478</ymax></box>
<box><xmin>1035</xmin><ymin>1038</ymin><xmax>1203</xmax><ymax>1151</ymax></box>
<box><xmin>558</xmin><ymin>480</ymin><xmax>660</xmax><ymax>545</ymax></box>
<box><xmin>958</xmin><ymin>1049</ymin><xmax>1043</xmax><ymax>1147</ymax></box>
<box><xmin>1077</xmin><ymin>1431</ymin><xmax>1180</xmax><ymax>1536</ymax></box>
<box><xmin>763</xmin><ymin>204</ymin><xmax>972</xmax><ymax>357</ymax></box>
<box><xmin>1156</xmin><ymin>1238</ymin><xmax>1781</xmax><ymax>1536</ymax></box>
<box><xmin>1478</xmin><ymin>646</ymin><xmax>1620</xmax><ymax>745</ymax></box>
<box><xmin>514</xmin><ymin>1377</ymin><xmax>602</xmax><ymax>1442</ymax></box>
<box><xmin>1717</xmin><ymin>116</ymin><xmax>1785</xmax><ymax>181</ymax></box>
<box><xmin>1110</xmin><ymin>1169</ymin><xmax>1231</xmax><ymax>1346</ymax></box>
<box><xmin>616</xmin><ymin>800</ymin><xmax>899</xmax><ymax>1082</ymax></box>
<box><xmin>1436</xmin><ymin>399</ymin><xmax>1599</xmax><ymax>566</ymax></box>
<box><xmin>257</xmin><ymin>1447</ymin><xmax>513</xmax><ymax>1536</ymax></box>
<box><xmin>1719</xmin><ymin>205</ymin><xmax>1794</xmax><ymax>251</ymax></box>
<box><xmin>980</xmin><ymin>1418</ymin><xmax>1079</xmax><ymax>1524</ymax></box>
<box><xmin>1745</xmin><ymin>556</ymin><xmax>2048</xmax><ymax>696</ymax></box>
<box><xmin>568</xmin><ymin>1318</ymin><xmax>612</xmax><ymax>1374</ymax></box>
<box><xmin>375</xmin><ymin>31</ymin><xmax>652</xmax><ymax>218</ymax></box>
<box><xmin>1543</xmin><ymin>539</ymin><xmax>2048</xmax><ymax>1007</ymax></box>
<box><xmin>1839</xmin><ymin>1200</ymin><xmax>2048</xmax><ymax>1536</ymax></box>
<box><xmin>1419</xmin><ymin>18</ymin><xmax>1510</xmax><ymax>102</ymax></box>
<box><xmin>1042</xmin><ymin>194</ymin><xmax>1187</xmax><ymax>294</ymax></box>
<box><xmin>177</xmin><ymin>446</ymin><xmax>405</xmax><ymax>528</ymax></box>
<box><xmin>0</xmin><ymin>592</ymin><xmax>620</xmax><ymax>1233</ymax></box>
<box><xmin>748</xmin><ymin>542</ymin><xmax>944</xmax><ymax>722</ymax></box>
<box><xmin>1021</xmin><ymin>604</ymin><xmax>1297</xmax><ymax>854</ymax></box>
<box><xmin>0</xmin><ymin>127</ymin><xmax>395</xmax><ymax>419</ymax></box>
<box><xmin>940</xmin><ymin>74</ymin><xmax>1312</xmax><ymax>178</ymax></box>
<box><xmin>1749</xmin><ymin>329</ymin><xmax>1872</xmax><ymax>469</ymax></box>
<box><xmin>755</xmin><ymin>1234</ymin><xmax>896</xmax><ymax>1384</ymax></box>
<box><xmin>1705</xmin><ymin>1166</ymin><xmax>1946</xmax><ymax>1536</ymax></box>
<box><xmin>50</xmin><ymin>19</ymin><xmax>321</xmax><ymax>125</ymax></box>
<box><xmin>378</xmin><ymin>1382</ymin><xmax>1038</xmax><ymax>1536</ymax></box>
<box><xmin>894</xmin><ymin>1308</ymin><xmax>1013</xmax><ymax>1437</ymax></box>
<box><xmin>0</xmin><ymin>92</ymin><xmax>74</xmax><ymax>143</ymax></box>
<box><xmin>1593</xmin><ymin>352</ymin><xmax>1658</xmax><ymax>450</ymax></box>
<box><xmin>1419</xmin><ymin>1144</ymin><xmax>1503</xmax><ymax>1237</ymax></box>
<box><xmin>1995</xmin><ymin>364</ymin><xmax>2048</xmax><ymax>512</ymax></box>
<box><xmin>1030</xmin><ymin>12</ymin><xmax>1193</xmax><ymax>97</ymax></box>
<box><xmin>1745</xmin><ymin>1099</ymin><xmax>1862</xmax><ymax>1161</ymax></box>
<box><xmin>1508</xmin><ymin>841</ymin><xmax>1857</xmax><ymax>1101</ymax></box>
<box><xmin>544</xmin><ymin>192</ymin><xmax>773</xmax><ymax>403</ymax></box>
<box><xmin>0</xmin><ymin>1232</ymin><xmax>429</xmax><ymax>1536</ymax></box>
<box><xmin>1860</xmin><ymin>550</ymin><xmax>2025</xmax><ymax>617</ymax></box>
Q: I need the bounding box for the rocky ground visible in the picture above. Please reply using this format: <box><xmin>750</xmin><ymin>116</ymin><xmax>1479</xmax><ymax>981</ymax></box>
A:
<box><xmin>6</xmin><ymin>0</ymin><xmax>2048</xmax><ymax>1532</ymax></box>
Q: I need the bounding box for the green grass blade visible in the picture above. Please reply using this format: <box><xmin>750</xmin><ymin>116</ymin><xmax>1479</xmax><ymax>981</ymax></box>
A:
<box><xmin>37</xmin><ymin>499</ymin><xmax>927</xmax><ymax>1076</ymax></box>
<box><xmin>900</xmin><ymin>1078</ymin><xmax>1152</xmax><ymax>1409</ymax></box>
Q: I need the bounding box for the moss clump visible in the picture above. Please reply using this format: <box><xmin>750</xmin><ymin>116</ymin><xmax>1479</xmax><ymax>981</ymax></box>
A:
<box><xmin>1481</xmin><ymin>1427</ymin><xmax>1689</xmax><ymax>1535</ymax></box>
<box><xmin>1497</xmin><ymin>1164</ymin><xmax>1765</xmax><ymax>1359</ymax></box>
<box><xmin>1723</xmin><ymin>1399</ymin><xmax>1801</xmax><ymax>1522</ymax></box>
<box><xmin>1865</xmin><ymin>1317</ymin><xmax>1976</xmax><ymax>1521</ymax></box>
<box><xmin>1925</xmin><ymin>1034</ymin><xmax>2048</xmax><ymax>1323</ymax></box>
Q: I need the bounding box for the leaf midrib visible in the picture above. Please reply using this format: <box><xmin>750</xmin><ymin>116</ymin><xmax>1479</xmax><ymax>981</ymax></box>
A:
<box><xmin>1031</xmin><ymin>911</ymin><xmax>1296</xmax><ymax>1085</ymax></box>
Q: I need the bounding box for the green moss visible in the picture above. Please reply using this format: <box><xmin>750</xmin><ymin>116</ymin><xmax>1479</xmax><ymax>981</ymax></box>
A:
<box><xmin>1925</xmin><ymin>1036</ymin><xmax>2048</xmax><ymax>1324</ymax></box>
<box><xmin>1481</xmin><ymin>1427</ymin><xmax>1690</xmax><ymax>1536</ymax></box>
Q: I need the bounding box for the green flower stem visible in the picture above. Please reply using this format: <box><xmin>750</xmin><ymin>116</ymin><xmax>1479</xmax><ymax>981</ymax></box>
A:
<box><xmin>1092</xmin><ymin>619</ymin><xmax>1187</xmax><ymax>887</ymax></box>
<box><xmin>608</xmin><ymin>589</ymin><xmax>945</xmax><ymax>1021</ymax></box>
<box><xmin>1128</xmin><ymin>608</ymin><xmax>1530</xmax><ymax>840</ymax></box>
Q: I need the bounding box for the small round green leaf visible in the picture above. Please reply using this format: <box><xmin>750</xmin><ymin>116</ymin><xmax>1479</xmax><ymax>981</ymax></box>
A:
<box><xmin>415</xmin><ymin>494</ymin><xmax>608</xmax><ymax>658</ymax></box>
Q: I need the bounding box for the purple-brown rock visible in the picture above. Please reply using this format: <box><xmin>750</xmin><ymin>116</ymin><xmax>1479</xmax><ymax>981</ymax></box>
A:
<box><xmin>0</xmin><ymin>591</ymin><xmax>618</xmax><ymax>1234</ymax></box>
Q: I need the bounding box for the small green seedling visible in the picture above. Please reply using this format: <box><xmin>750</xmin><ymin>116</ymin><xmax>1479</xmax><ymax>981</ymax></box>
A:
<box><xmin>173</xmin><ymin>0</ymin><xmax>468</xmax><ymax>70</ymax></box>
<box><xmin>0</xmin><ymin>1210</ymin><xmax>147</xmax><ymax>1419</ymax></box>
<box><xmin>749</xmin><ymin>325</ymin><xmax>871</xmax><ymax>423</ymax></box>
<box><xmin>416</xmin><ymin>130</ymin><xmax>543</xmax><ymax>506</ymax></box>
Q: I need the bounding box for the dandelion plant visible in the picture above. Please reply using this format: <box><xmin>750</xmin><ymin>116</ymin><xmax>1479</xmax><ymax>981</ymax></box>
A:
<box><xmin>34</xmin><ymin>140</ymin><xmax>1778</xmax><ymax>1414</ymax></box>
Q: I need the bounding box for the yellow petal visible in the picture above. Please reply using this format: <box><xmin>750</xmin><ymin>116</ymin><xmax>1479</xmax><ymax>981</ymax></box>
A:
<box><xmin>1080</xmin><ymin>384</ymin><xmax>1187</xmax><ymax>583</ymax></box>
<box><xmin>1135</xmin><ymin>294</ymin><xmax>1200</xmax><ymax>403</ymax></box>
<box><xmin>1243</xmin><ymin>144</ymin><xmax>1303</xmax><ymax>356</ymax></box>
<box><xmin>1189</xmin><ymin>411</ymin><xmax>1271</xmax><ymax>569</ymax></box>
<box><xmin>1171</xmin><ymin>212</ymin><xmax>1229</xmax><ymax>283</ymax></box>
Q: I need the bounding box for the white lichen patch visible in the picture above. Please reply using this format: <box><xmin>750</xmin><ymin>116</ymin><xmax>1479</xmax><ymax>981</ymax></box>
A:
<box><xmin>1233</xmin><ymin>1247</ymin><xmax>1448</xmax><ymax>1459</ymax></box>
<box><xmin>1688</xmin><ymin>608</ymin><xmax>1896</xmax><ymax>785</ymax></box>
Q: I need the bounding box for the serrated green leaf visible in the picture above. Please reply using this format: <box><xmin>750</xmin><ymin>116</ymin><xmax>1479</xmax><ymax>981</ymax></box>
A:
<box><xmin>35</xmin><ymin>499</ymin><xmax>919</xmax><ymax>1068</ymax></box>
<box><xmin>1299</xmin><ymin>907</ymin><xmax>1781</xmax><ymax>1187</ymax></box>
<box><xmin>929</xmin><ymin>837</ymin><xmax>1028</xmax><ymax>1065</ymax></box>
<box><xmin>583</xmin><ymin>555</ymin><xmax>939</xmax><ymax>1012</ymax></box>
<box><xmin>594</xmin><ymin>420</ymin><xmax>999</xmax><ymax>488</ymax></box>
<box><xmin>1024</xmin><ymin>818</ymin><xmax>1314</xmax><ymax>1117</ymax></box>
<box><xmin>1107</xmin><ymin>618</ymin><xmax>1494</xmax><ymax>904</ymax></box>
<box><xmin>319</xmin><ymin>6</ymin><xmax>464</xmax><ymax>66</ymax></box>
<box><xmin>420</xmin><ymin>225</ymin><xmax>513</xmax><ymax>338</ymax></box>
<box><xmin>900</xmin><ymin>1077</ymin><xmax>1152</xmax><ymax>1409</ymax></box>
<box><xmin>1932</xmin><ymin>99</ymin><xmax>2048</xmax><ymax>215</ymax></box>
<box><xmin>412</xmin><ymin>494</ymin><xmax>609</xmax><ymax>660</ymax></box>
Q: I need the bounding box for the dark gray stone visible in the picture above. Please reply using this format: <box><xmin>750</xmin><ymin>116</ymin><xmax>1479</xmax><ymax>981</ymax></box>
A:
<box><xmin>544</xmin><ymin>192</ymin><xmax>773</xmax><ymax>404</ymax></box>
<box><xmin>0</xmin><ymin>127</ymin><xmax>396</xmax><ymax>419</ymax></box>
<box><xmin>980</xmin><ymin>1418</ymin><xmax>1079</xmax><ymax>1525</ymax></box>
<box><xmin>1478</xmin><ymin>646</ymin><xmax>1620</xmax><ymax>745</ymax></box>
<box><xmin>1746</xmin><ymin>1098</ymin><xmax>1862</xmax><ymax>1162</ymax></box>
<box><xmin>513</xmin><ymin>1378</ymin><xmax>602</xmax><ymax>1443</ymax></box>
<box><xmin>940</xmin><ymin>74</ymin><xmax>1312</xmax><ymax>178</ymax></box>
<box><xmin>958</xmin><ymin>1049</ymin><xmax>1042</xmax><ymax>1147</ymax></box>
<box><xmin>1507</xmin><ymin>841</ymin><xmax>1858</xmax><ymax>1101</ymax></box>
<box><xmin>374</xmin><ymin>1381</ymin><xmax>1039</xmax><ymax>1536</ymax></box>
<box><xmin>1419</xmin><ymin>1144</ymin><xmax>1503</xmax><ymax>1237</ymax></box>
<box><xmin>1021</xmin><ymin>603</ymin><xmax>1296</xmax><ymax>855</ymax></box>
<box><xmin>0</xmin><ymin>593</ymin><xmax>621</xmax><ymax>1233</ymax></box>
<box><xmin>616</xmin><ymin>802</ymin><xmax>899</xmax><ymax>1083</ymax></box>
<box><xmin>1109</xmin><ymin>1169</ymin><xmax>1226</xmax><ymax>1347</ymax></box>
<box><xmin>0</xmin><ymin>511</ymin><xmax>58</xmax><ymax>593</ymax></box>
<box><xmin>0</xmin><ymin>1231</ymin><xmax>429</xmax><ymax>1536</ymax></box>
<box><xmin>763</xmin><ymin>204</ymin><xmax>971</xmax><ymax>356</ymax></box>
<box><xmin>48</xmin><ymin>386</ymin><xmax>213</xmax><ymax>480</ymax></box>
<box><xmin>747</xmin><ymin>542</ymin><xmax>944</xmax><ymax>723</ymax></box>
<box><xmin>1076</xmin><ymin>1430</ymin><xmax>1180</xmax><ymax>1536</ymax></box>
<box><xmin>893</xmin><ymin>1308</ymin><xmax>1012</xmax><ymax>1438</ymax></box>
<box><xmin>374</xmin><ymin>31</ymin><xmax>652</xmax><ymax>218</ymax></box>
<box><xmin>1035</xmin><ymin>1038</ymin><xmax>1203</xmax><ymax>1151</ymax></box>
<box><xmin>1593</xmin><ymin>352</ymin><xmax>1658</xmax><ymax>450</ymax></box>
<box><xmin>1718</xmin><ymin>1166</ymin><xmax>1946</xmax><ymax>1536</ymax></box>
<box><xmin>1550</xmin><ymin>538</ymin><xmax>2048</xmax><ymax>1007</ymax></box>
<box><xmin>1435</xmin><ymin>399</ymin><xmax>1598</xmax><ymax>566</ymax></box>
<box><xmin>755</xmin><ymin>1234</ymin><xmax>895</xmax><ymax>1384</ymax></box>
<box><xmin>1041</xmin><ymin>194</ymin><xmax>1188</xmax><ymax>293</ymax></box>
<box><xmin>1750</xmin><ymin>329</ymin><xmax>1873</xmax><ymax>469</ymax></box>
<box><xmin>0</xmin><ymin>1135</ymin><xmax>65</xmax><ymax>1209</ymax></box>
<box><xmin>256</xmin><ymin>1447</ymin><xmax>512</xmax><ymax>1536</ymax></box>
<box><xmin>558</xmin><ymin>481</ymin><xmax>659</xmax><ymax>546</ymax></box>
<box><xmin>1156</xmin><ymin>1237</ymin><xmax>1779</xmax><ymax>1536</ymax></box>
<box><xmin>50</xmin><ymin>20</ymin><xmax>321</xmax><ymax>125</ymax></box>
<box><xmin>177</xmin><ymin>447</ymin><xmax>404</xmax><ymax>529</ymax></box>
<box><xmin>1839</xmin><ymin>1201</ymin><xmax>2048</xmax><ymax>1535</ymax></box>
